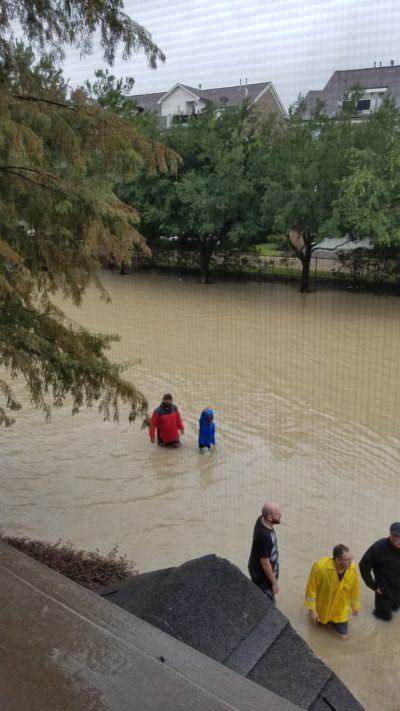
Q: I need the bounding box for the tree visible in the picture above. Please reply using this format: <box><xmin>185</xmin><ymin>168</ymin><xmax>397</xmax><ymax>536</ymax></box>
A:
<box><xmin>0</xmin><ymin>1</ymin><xmax>165</xmax><ymax>67</ymax></box>
<box><xmin>123</xmin><ymin>102</ymin><xmax>265</xmax><ymax>283</ymax></box>
<box><xmin>0</xmin><ymin>3</ymin><xmax>174</xmax><ymax>426</ymax></box>
<box><xmin>261</xmin><ymin>99</ymin><xmax>358</xmax><ymax>292</ymax></box>
<box><xmin>81</xmin><ymin>68</ymin><xmax>161</xmax><ymax>138</ymax></box>
<box><xmin>328</xmin><ymin>99</ymin><xmax>400</xmax><ymax>251</ymax></box>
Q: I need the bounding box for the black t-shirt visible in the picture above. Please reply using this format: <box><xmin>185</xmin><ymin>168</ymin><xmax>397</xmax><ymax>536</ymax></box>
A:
<box><xmin>248</xmin><ymin>516</ymin><xmax>279</xmax><ymax>589</ymax></box>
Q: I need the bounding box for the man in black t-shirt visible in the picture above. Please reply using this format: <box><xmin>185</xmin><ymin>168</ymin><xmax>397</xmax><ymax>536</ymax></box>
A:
<box><xmin>359</xmin><ymin>522</ymin><xmax>400</xmax><ymax>621</ymax></box>
<box><xmin>248</xmin><ymin>502</ymin><xmax>282</xmax><ymax>598</ymax></box>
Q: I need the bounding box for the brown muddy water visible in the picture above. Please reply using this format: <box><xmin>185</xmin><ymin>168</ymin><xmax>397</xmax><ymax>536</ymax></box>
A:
<box><xmin>2</xmin><ymin>271</ymin><xmax>400</xmax><ymax>710</ymax></box>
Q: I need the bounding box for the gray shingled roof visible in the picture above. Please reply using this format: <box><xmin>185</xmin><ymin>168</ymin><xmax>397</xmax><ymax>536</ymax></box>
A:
<box><xmin>304</xmin><ymin>64</ymin><xmax>400</xmax><ymax>116</ymax></box>
<box><xmin>98</xmin><ymin>554</ymin><xmax>364</xmax><ymax>711</ymax></box>
<box><xmin>129</xmin><ymin>82</ymin><xmax>271</xmax><ymax>113</ymax></box>
<box><xmin>200</xmin><ymin>82</ymin><xmax>270</xmax><ymax>104</ymax></box>
<box><xmin>129</xmin><ymin>91</ymin><xmax>165</xmax><ymax>113</ymax></box>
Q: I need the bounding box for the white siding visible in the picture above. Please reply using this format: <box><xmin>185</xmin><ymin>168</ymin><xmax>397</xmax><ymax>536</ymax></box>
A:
<box><xmin>160</xmin><ymin>87</ymin><xmax>206</xmax><ymax>126</ymax></box>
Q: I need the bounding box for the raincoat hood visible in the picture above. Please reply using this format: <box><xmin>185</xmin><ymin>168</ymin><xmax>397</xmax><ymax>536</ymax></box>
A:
<box><xmin>201</xmin><ymin>409</ymin><xmax>214</xmax><ymax>422</ymax></box>
<box><xmin>198</xmin><ymin>409</ymin><xmax>215</xmax><ymax>447</ymax></box>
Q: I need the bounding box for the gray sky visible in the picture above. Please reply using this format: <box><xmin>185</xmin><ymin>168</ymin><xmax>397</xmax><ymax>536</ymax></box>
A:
<box><xmin>61</xmin><ymin>0</ymin><xmax>400</xmax><ymax>109</ymax></box>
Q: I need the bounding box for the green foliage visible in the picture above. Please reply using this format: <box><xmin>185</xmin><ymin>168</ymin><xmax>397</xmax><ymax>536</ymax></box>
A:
<box><xmin>259</xmin><ymin>96</ymin><xmax>400</xmax><ymax>291</ymax></box>
<box><xmin>0</xmin><ymin>0</ymin><xmax>165</xmax><ymax>67</ymax></box>
<box><xmin>329</xmin><ymin>99</ymin><xmax>400</xmax><ymax>246</ymax></box>
<box><xmin>122</xmin><ymin>103</ymin><xmax>265</xmax><ymax>282</ymax></box>
<box><xmin>262</xmin><ymin>100</ymin><xmax>355</xmax><ymax>241</ymax></box>
<box><xmin>0</xmin><ymin>4</ymin><xmax>174</xmax><ymax>425</ymax></box>
<box><xmin>80</xmin><ymin>68</ymin><xmax>161</xmax><ymax>138</ymax></box>
<box><xmin>255</xmin><ymin>242</ymin><xmax>282</xmax><ymax>256</ymax></box>
<box><xmin>259</xmin><ymin>99</ymin><xmax>361</xmax><ymax>290</ymax></box>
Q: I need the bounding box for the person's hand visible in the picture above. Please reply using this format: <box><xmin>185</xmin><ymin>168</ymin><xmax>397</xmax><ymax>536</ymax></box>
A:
<box><xmin>309</xmin><ymin>610</ymin><xmax>319</xmax><ymax>624</ymax></box>
<box><xmin>272</xmin><ymin>580</ymin><xmax>279</xmax><ymax>595</ymax></box>
<box><xmin>352</xmin><ymin>609</ymin><xmax>359</xmax><ymax>617</ymax></box>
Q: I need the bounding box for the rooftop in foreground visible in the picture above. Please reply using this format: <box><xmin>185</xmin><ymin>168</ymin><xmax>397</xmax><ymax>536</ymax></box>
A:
<box><xmin>0</xmin><ymin>542</ymin><xmax>300</xmax><ymax>711</ymax></box>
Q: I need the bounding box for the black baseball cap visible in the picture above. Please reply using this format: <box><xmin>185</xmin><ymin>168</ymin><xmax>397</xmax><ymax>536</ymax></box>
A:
<box><xmin>390</xmin><ymin>522</ymin><xmax>400</xmax><ymax>536</ymax></box>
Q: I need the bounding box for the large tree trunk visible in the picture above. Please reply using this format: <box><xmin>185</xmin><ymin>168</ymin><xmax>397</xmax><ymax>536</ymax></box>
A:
<box><xmin>299</xmin><ymin>243</ymin><xmax>313</xmax><ymax>292</ymax></box>
<box><xmin>289</xmin><ymin>230</ymin><xmax>314</xmax><ymax>293</ymax></box>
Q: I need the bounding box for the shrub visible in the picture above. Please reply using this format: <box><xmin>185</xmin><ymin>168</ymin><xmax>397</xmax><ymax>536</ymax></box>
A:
<box><xmin>0</xmin><ymin>532</ymin><xmax>136</xmax><ymax>590</ymax></box>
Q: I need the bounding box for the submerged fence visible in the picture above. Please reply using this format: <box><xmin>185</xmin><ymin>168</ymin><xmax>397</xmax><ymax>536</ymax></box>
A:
<box><xmin>129</xmin><ymin>249</ymin><xmax>400</xmax><ymax>291</ymax></box>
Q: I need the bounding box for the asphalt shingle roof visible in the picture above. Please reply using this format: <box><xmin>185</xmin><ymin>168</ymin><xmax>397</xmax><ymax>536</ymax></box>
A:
<box><xmin>128</xmin><ymin>82</ymin><xmax>271</xmax><ymax>112</ymax></box>
<box><xmin>304</xmin><ymin>64</ymin><xmax>400</xmax><ymax>116</ymax></box>
<box><xmin>98</xmin><ymin>554</ymin><xmax>364</xmax><ymax>711</ymax></box>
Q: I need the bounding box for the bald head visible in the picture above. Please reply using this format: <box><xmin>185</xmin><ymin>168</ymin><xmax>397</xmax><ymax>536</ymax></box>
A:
<box><xmin>262</xmin><ymin>502</ymin><xmax>282</xmax><ymax>526</ymax></box>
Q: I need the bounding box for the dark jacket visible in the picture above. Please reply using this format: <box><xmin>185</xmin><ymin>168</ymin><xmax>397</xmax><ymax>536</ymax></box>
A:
<box><xmin>359</xmin><ymin>537</ymin><xmax>400</xmax><ymax>593</ymax></box>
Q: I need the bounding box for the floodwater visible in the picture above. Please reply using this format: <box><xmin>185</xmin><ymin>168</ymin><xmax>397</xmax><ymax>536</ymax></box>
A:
<box><xmin>2</xmin><ymin>271</ymin><xmax>400</xmax><ymax>710</ymax></box>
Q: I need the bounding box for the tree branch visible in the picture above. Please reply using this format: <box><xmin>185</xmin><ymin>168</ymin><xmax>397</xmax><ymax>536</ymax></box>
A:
<box><xmin>0</xmin><ymin>166</ymin><xmax>70</xmax><ymax>193</ymax></box>
<box><xmin>314</xmin><ymin>238</ymin><xmax>353</xmax><ymax>252</ymax></box>
<box><xmin>12</xmin><ymin>94</ymin><xmax>78</xmax><ymax>111</ymax></box>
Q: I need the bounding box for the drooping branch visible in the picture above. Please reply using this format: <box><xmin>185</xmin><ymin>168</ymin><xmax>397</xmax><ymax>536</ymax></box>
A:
<box><xmin>0</xmin><ymin>165</ymin><xmax>70</xmax><ymax>193</ymax></box>
<box><xmin>12</xmin><ymin>94</ymin><xmax>79</xmax><ymax>111</ymax></box>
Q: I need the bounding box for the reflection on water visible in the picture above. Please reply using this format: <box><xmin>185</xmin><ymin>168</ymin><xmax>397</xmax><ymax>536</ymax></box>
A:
<box><xmin>2</xmin><ymin>271</ymin><xmax>400</xmax><ymax>710</ymax></box>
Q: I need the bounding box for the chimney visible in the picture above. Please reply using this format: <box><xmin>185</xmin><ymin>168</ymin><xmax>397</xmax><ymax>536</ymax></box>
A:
<box><xmin>379</xmin><ymin>61</ymin><xmax>382</xmax><ymax>67</ymax></box>
<box><xmin>245</xmin><ymin>77</ymin><xmax>248</xmax><ymax>85</ymax></box>
<box><xmin>239</xmin><ymin>78</ymin><xmax>242</xmax><ymax>87</ymax></box>
<box><xmin>374</xmin><ymin>61</ymin><xmax>376</xmax><ymax>68</ymax></box>
<box><xmin>198</xmin><ymin>83</ymin><xmax>201</xmax><ymax>91</ymax></box>
<box><xmin>391</xmin><ymin>59</ymin><xmax>394</xmax><ymax>66</ymax></box>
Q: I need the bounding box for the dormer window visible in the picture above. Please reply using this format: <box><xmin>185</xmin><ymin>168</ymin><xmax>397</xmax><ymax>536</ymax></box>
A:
<box><xmin>355</xmin><ymin>87</ymin><xmax>387</xmax><ymax>114</ymax></box>
<box><xmin>356</xmin><ymin>98</ymin><xmax>371</xmax><ymax>112</ymax></box>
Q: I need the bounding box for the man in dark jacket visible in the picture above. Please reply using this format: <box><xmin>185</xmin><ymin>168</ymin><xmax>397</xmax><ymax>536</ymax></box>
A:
<box><xmin>248</xmin><ymin>502</ymin><xmax>281</xmax><ymax>598</ymax></box>
<box><xmin>359</xmin><ymin>522</ymin><xmax>400</xmax><ymax>621</ymax></box>
<box><xmin>149</xmin><ymin>393</ymin><xmax>184</xmax><ymax>447</ymax></box>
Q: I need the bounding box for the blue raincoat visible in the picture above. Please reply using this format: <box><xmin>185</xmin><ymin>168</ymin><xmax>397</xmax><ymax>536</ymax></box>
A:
<box><xmin>198</xmin><ymin>409</ymin><xmax>216</xmax><ymax>447</ymax></box>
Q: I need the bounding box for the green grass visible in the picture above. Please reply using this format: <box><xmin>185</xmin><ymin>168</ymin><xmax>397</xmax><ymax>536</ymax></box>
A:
<box><xmin>255</xmin><ymin>242</ymin><xmax>282</xmax><ymax>256</ymax></box>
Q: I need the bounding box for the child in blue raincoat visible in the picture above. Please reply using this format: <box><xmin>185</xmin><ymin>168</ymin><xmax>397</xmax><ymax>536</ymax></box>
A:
<box><xmin>198</xmin><ymin>408</ymin><xmax>215</xmax><ymax>453</ymax></box>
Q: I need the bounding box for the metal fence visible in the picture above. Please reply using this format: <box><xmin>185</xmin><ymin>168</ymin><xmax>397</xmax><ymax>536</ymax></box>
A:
<box><xmin>130</xmin><ymin>250</ymin><xmax>400</xmax><ymax>289</ymax></box>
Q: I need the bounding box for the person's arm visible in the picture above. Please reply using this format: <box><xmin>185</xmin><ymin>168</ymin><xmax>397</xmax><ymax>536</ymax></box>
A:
<box><xmin>210</xmin><ymin>421</ymin><xmax>215</xmax><ymax>445</ymax></box>
<box><xmin>350</xmin><ymin>565</ymin><xmax>361</xmax><ymax>615</ymax></box>
<box><xmin>176</xmin><ymin>409</ymin><xmax>184</xmax><ymax>434</ymax></box>
<box><xmin>260</xmin><ymin>557</ymin><xmax>279</xmax><ymax>594</ymax></box>
<box><xmin>304</xmin><ymin>563</ymin><xmax>319</xmax><ymax>623</ymax></box>
<box><xmin>149</xmin><ymin>411</ymin><xmax>157</xmax><ymax>442</ymax></box>
<box><xmin>359</xmin><ymin>547</ymin><xmax>378</xmax><ymax>591</ymax></box>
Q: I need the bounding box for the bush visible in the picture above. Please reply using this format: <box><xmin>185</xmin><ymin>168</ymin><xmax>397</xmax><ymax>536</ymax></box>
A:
<box><xmin>0</xmin><ymin>532</ymin><xmax>136</xmax><ymax>590</ymax></box>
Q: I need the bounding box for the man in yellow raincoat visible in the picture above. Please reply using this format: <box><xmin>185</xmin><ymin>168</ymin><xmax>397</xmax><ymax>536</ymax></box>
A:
<box><xmin>304</xmin><ymin>544</ymin><xmax>360</xmax><ymax>638</ymax></box>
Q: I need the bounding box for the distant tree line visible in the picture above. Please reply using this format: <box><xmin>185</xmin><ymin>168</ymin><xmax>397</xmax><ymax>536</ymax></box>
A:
<box><xmin>98</xmin><ymin>84</ymin><xmax>400</xmax><ymax>292</ymax></box>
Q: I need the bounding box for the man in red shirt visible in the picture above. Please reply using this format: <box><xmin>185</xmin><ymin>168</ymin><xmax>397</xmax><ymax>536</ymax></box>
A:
<box><xmin>150</xmin><ymin>393</ymin><xmax>184</xmax><ymax>447</ymax></box>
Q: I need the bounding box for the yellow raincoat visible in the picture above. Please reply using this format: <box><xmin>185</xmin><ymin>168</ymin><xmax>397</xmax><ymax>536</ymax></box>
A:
<box><xmin>304</xmin><ymin>557</ymin><xmax>360</xmax><ymax>624</ymax></box>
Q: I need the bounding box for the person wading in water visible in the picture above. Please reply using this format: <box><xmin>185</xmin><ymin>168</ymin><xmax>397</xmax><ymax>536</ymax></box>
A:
<box><xmin>149</xmin><ymin>393</ymin><xmax>184</xmax><ymax>448</ymax></box>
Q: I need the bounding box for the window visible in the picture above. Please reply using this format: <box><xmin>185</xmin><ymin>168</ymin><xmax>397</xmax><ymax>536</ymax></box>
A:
<box><xmin>356</xmin><ymin>98</ymin><xmax>371</xmax><ymax>112</ymax></box>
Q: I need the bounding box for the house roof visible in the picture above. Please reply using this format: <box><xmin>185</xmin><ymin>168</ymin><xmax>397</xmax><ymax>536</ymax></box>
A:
<box><xmin>129</xmin><ymin>90</ymin><xmax>165</xmax><ymax>112</ymax></box>
<box><xmin>98</xmin><ymin>554</ymin><xmax>364</xmax><ymax>711</ymax></box>
<box><xmin>304</xmin><ymin>64</ymin><xmax>400</xmax><ymax>116</ymax></box>
<box><xmin>129</xmin><ymin>81</ymin><xmax>284</xmax><ymax>113</ymax></box>
<box><xmin>0</xmin><ymin>542</ymin><xmax>302</xmax><ymax>711</ymax></box>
